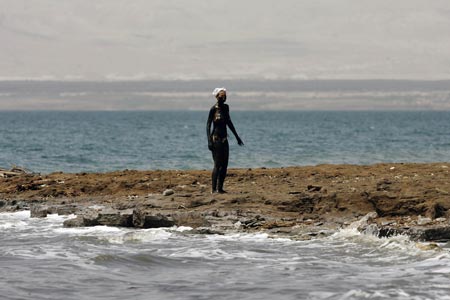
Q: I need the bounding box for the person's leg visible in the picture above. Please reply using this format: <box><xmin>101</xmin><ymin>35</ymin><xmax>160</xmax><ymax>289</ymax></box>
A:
<box><xmin>217</xmin><ymin>141</ymin><xmax>229</xmax><ymax>193</ymax></box>
<box><xmin>211</xmin><ymin>146</ymin><xmax>219</xmax><ymax>192</ymax></box>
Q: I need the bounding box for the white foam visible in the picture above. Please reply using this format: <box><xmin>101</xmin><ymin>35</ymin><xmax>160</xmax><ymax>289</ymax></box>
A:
<box><xmin>0</xmin><ymin>210</ymin><xmax>31</xmax><ymax>219</ymax></box>
<box><xmin>0</xmin><ymin>220</ymin><xmax>27</xmax><ymax>229</ymax></box>
<box><xmin>55</xmin><ymin>225</ymin><xmax>124</xmax><ymax>235</ymax></box>
<box><xmin>174</xmin><ymin>226</ymin><xmax>193</xmax><ymax>232</ymax></box>
<box><xmin>0</xmin><ymin>211</ymin><xmax>31</xmax><ymax>230</ymax></box>
<box><xmin>206</xmin><ymin>232</ymin><xmax>271</xmax><ymax>242</ymax></box>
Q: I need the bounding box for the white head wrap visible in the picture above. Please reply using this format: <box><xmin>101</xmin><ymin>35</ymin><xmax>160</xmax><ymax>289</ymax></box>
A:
<box><xmin>212</xmin><ymin>87</ymin><xmax>226</xmax><ymax>97</ymax></box>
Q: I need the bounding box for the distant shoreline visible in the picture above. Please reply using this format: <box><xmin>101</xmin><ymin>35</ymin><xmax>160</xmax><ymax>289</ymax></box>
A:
<box><xmin>2</xmin><ymin>79</ymin><xmax>450</xmax><ymax>110</ymax></box>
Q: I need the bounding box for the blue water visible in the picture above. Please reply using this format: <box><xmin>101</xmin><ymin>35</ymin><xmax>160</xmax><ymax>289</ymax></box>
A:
<box><xmin>2</xmin><ymin>110</ymin><xmax>450</xmax><ymax>299</ymax></box>
<box><xmin>0</xmin><ymin>111</ymin><xmax>449</xmax><ymax>173</ymax></box>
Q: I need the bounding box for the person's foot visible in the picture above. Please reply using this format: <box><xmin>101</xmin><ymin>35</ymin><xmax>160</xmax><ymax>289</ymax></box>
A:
<box><xmin>217</xmin><ymin>189</ymin><xmax>227</xmax><ymax>194</ymax></box>
<box><xmin>211</xmin><ymin>190</ymin><xmax>218</xmax><ymax>194</ymax></box>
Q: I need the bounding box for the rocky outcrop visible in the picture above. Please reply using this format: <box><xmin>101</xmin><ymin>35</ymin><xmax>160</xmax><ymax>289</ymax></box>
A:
<box><xmin>30</xmin><ymin>205</ymin><xmax>49</xmax><ymax>218</ymax></box>
<box><xmin>132</xmin><ymin>206</ymin><xmax>175</xmax><ymax>228</ymax></box>
<box><xmin>30</xmin><ymin>204</ymin><xmax>81</xmax><ymax>218</ymax></box>
<box><xmin>353</xmin><ymin>212</ymin><xmax>450</xmax><ymax>242</ymax></box>
<box><xmin>63</xmin><ymin>208</ymin><xmax>133</xmax><ymax>227</ymax></box>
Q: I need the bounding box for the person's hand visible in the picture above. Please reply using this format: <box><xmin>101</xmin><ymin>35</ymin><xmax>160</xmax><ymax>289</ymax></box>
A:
<box><xmin>208</xmin><ymin>141</ymin><xmax>213</xmax><ymax>151</ymax></box>
<box><xmin>237</xmin><ymin>137</ymin><xmax>244</xmax><ymax>146</ymax></box>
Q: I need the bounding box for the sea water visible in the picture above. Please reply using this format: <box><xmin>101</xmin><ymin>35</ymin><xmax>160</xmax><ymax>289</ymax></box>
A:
<box><xmin>2</xmin><ymin>102</ymin><xmax>450</xmax><ymax>299</ymax></box>
<box><xmin>1</xmin><ymin>111</ymin><xmax>450</xmax><ymax>173</ymax></box>
<box><xmin>1</xmin><ymin>211</ymin><xmax>450</xmax><ymax>300</ymax></box>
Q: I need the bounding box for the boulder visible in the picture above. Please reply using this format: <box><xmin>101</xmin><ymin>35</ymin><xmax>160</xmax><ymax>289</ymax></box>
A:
<box><xmin>63</xmin><ymin>216</ymin><xmax>87</xmax><ymax>227</ymax></box>
<box><xmin>30</xmin><ymin>205</ymin><xmax>48</xmax><ymax>218</ymax></box>
<box><xmin>63</xmin><ymin>208</ymin><xmax>133</xmax><ymax>227</ymax></box>
<box><xmin>56</xmin><ymin>205</ymin><xmax>80</xmax><ymax>216</ymax></box>
<box><xmin>97</xmin><ymin>208</ymin><xmax>133</xmax><ymax>227</ymax></box>
<box><xmin>133</xmin><ymin>207</ymin><xmax>175</xmax><ymax>228</ymax></box>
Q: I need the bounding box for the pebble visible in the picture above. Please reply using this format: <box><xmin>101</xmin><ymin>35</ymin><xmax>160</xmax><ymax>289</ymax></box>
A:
<box><xmin>163</xmin><ymin>189</ymin><xmax>174</xmax><ymax>196</ymax></box>
<box><xmin>417</xmin><ymin>216</ymin><xmax>432</xmax><ymax>226</ymax></box>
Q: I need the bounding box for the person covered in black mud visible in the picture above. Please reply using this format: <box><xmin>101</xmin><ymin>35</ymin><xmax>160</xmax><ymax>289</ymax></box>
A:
<box><xmin>206</xmin><ymin>87</ymin><xmax>244</xmax><ymax>194</ymax></box>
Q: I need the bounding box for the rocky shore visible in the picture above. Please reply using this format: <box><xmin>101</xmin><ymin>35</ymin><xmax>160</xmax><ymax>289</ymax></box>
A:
<box><xmin>1</xmin><ymin>163</ymin><xmax>450</xmax><ymax>241</ymax></box>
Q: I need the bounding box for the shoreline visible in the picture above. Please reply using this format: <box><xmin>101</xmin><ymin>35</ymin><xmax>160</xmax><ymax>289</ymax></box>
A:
<box><xmin>1</xmin><ymin>163</ymin><xmax>450</xmax><ymax>241</ymax></box>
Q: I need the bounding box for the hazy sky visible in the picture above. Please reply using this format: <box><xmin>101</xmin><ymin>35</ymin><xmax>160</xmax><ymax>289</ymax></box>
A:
<box><xmin>1</xmin><ymin>0</ymin><xmax>450</xmax><ymax>81</ymax></box>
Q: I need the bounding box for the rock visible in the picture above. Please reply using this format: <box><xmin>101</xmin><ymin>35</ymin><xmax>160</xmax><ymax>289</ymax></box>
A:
<box><xmin>288</xmin><ymin>191</ymin><xmax>302</xmax><ymax>195</ymax></box>
<box><xmin>376</xmin><ymin>179</ymin><xmax>392</xmax><ymax>191</ymax></box>
<box><xmin>368</xmin><ymin>193</ymin><xmax>426</xmax><ymax>217</ymax></box>
<box><xmin>417</xmin><ymin>216</ymin><xmax>432</xmax><ymax>226</ymax></box>
<box><xmin>56</xmin><ymin>205</ymin><xmax>80</xmax><ymax>216</ymax></box>
<box><xmin>163</xmin><ymin>189</ymin><xmax>174</xmax><ymax>196</ymax></box>
<box><xmin>233</xmin><ymin>221</ymin><xmax>242</xmax><ymax>229</ymax></box>
<box><xmin>76</xmin><ymin>210</ymin><xmax>101</xmax><ymax>227</ymax></box>
<box><xmin>307</xmin><ymin>185</ymin><xmax>322</xmax><ymax>192</ymax></box>
<box><xmin>30</xmin><ymin>205</ymin><xmax>48</xmax><ymax>218</ymax></box>
<box><xmin>426</xmin><ymin>203</ymin><xmax>447</xmax><ymax>219</ymax></box>
<box><xmin>377</xmin><ymin>225</ymin><xmax>450</xmax><ymax>242</ymax></box>
<box><xmin>97</xmin><ymin>208</ymin><xmax>133</xmax><ymax>227</ymax></box>
<box><xmin>172</xmin><ymin>212</ymin><xmax>210</xmax><ymax>228</ymax></box>
<box><xmin>63</xmin><ymin>208</ymin><xmax>134</xmax><ymax>228</ymax></box>
<box><xmin>188</xmin><ymin>199</ymin><xmax>208</xmax><ymax>208</ymax></box>
<box><xmin>363</xmin><ymin>223</ymin><xmax>380</xmax><ymax>236</ymax></box>
<box><xmin>0</xmin><ymin>200</ymin><xmax>6</xmax><ymax>208</ymax></box>
<box><xmin>132</xmin><ymin>207</ymin><xmax>175</xmax><ymax>228</ymax></box>
<box><xmin>409</xmin><ymin>226</ymin><xmax>450</xmax><ymax>242</ymax></box>
<box><xmin>188</xmin><ymin>227</ymin><xmax>225</xmax><ymax>235</ymax></box>
<box><xmin>63</xmin><ymin>216</ymin><xmax>87</xmax><ymax>227</ymax></box>
<box><xmin>381</xmin><ymin>220</ymin><xmax>396</xmax><ymax>226</ymax></box>
<box><xmin>416</xmin><ymin>243</ymin><xmax>442</xmax><ymax>251</ymax></box>
<box><xmin>348</xmin><ymin>211</ymin><xmax>378</xmax><ymax>230</ymax></box>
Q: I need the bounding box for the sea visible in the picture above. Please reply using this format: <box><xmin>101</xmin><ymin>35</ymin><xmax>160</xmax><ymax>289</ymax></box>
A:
<box><xmin>1</xmin><ymin>80</ymin><xmax>450</xmax><ymax>299</ymax></box>
<box><xmin>1</xmin><ymin>110</ymin><xmax>450</xmax><ymax>174</ymax></box>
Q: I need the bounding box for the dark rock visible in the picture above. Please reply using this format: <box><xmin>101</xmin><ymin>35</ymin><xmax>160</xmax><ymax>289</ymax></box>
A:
<box><xmin>409</xmin><ymin>226</ymin><xmax>450</xmax><ymax>242</ymax></box>
<box><xmin>63</xmin><ymin>208</ymin><xmax>134</xmax><ymax>228</ymax></box>
<box><xmin>426</xmin><ymin>203</ymin><xmax>447</xmax><ymax>219</ymax></box>
<box><xmin>209</xmin><ymin>210</ymin><xmax>228</xmax><ymax>218</ymax></box>
<box><xmin>133</xmin><ymin>207</ymin><xmax>175</xmax><ymax>228</ymax></box>
<box><xmin>56</xmin><ymin>205</ymin><xmax>80</xmax><ymax>216</ymax></box>
<box><xmin>188</xmin><ymin>227</ymin><xmax>225</xmax><ymax>235</ymax></box>
<box><xmin>0</xmin><ymin>200</ymin><xmax>5</xmax><ymax>208</ymax></box>
<box><xmin>307</xmin><ymin>185</ymin><xmax>322</xmax><ymax>192</ymax></box>
<box><xmin>375</xmin><ymin>224</ymin><xmax>450</xmax><ymax>242</ymax></box>
<box><xmin>30</xmin><ymin>205</ymin><xmax>48</xmax><ymax>218</ymax></box>
<box><xmin>97</xmin><ymin>208</ymin><xmax>133</xmax><ymax>227</ymax></box>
